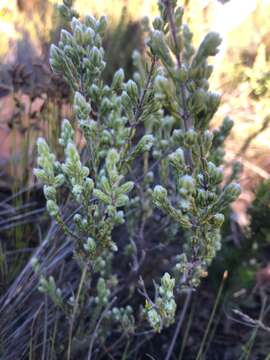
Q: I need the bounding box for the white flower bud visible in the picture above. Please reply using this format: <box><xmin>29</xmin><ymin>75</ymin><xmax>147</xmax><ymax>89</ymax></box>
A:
<box><xmin>169</xmin><ymin>148</ymin><xmax>185</xmax><ymax>170</ymax></box>
<box><xmin>46</xmin><ymin>200</ymin><xmax>59</xmax><ymax>217</ymax></box>
<box><xmin>112</xmin><ymin>68</ymin><xmax>125</xmax><ymax>89</ymax></box>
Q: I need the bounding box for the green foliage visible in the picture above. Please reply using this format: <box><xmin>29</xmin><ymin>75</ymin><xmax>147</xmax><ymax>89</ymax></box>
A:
<box><xmin>148</xmin><ymin>0</ymin><xmax>240</xmax><ymax>288</ymax></box>
<box><xmin>249</xmin><ymin>180</ymin><xmax>270</xmax><ymax>244</ymax></box>
<box><xmin>144</xmin><ymin>273</ymin><xmax>176</xmax><ymax>332</ymax></box>
<box><xmin>32</xmin><ymin>0</ymin><xmax>240</xmax><ymax>355</ymax></box>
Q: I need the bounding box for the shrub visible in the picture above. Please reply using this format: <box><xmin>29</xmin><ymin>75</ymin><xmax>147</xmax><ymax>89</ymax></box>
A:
<box><xmin>2</xmin><ymin>0</ymin><xmax>241</xmax><ymax>358</ymax></box>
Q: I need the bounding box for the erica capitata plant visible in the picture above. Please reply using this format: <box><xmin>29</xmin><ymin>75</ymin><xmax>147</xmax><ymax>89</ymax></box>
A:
<box><xmin>32</xmin><ymin>0</ymin><xmax>240</xmax><ymax>354</ymax></box>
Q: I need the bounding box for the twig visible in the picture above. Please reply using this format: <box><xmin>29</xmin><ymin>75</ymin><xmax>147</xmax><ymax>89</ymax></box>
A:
<box><xmin>121</xmin><ymin>56</ymin><xmax>157</xmax><ymax>171</ymax></box>
<box><xmin>165</xmin><ymin>290</ymin><xmax>192</xmax><ymax>360</ymax></box>
<box><xmin>162</xmin><ymin>0</ymin><xmax>193</xmax><ymax>169</ymax></box>
<box><xmin>195</xmin><ymin>271</ymin><xmax>228</xmax><ymax>360</ymax></box>
<box><xmin>236</xmin><ymin>115</ymin><xmax>270</xmax><ymax>158</ymax></box>
<box><xmin>41</xmin><ymin>294</ymin><xmax>48</xmax><ymax>360</ymax></box>
<box><xmin>233</xmin><ymin>307</ymin><xmax>270</xmax><ymax>333</ymax></box>
<box><xmin>226</xmin><ymin>150</ymin><xmax>270</xmax><ymax>179</ymax></box>
<box><xmin>67</xmin><ymin>265</ymin><xmax>88</xmax><ymax>360</ymax></box>
<box><xmin>87</xmin><ymin>296</ymin><xmax>117</xmax><ymax>360</ymax></box>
